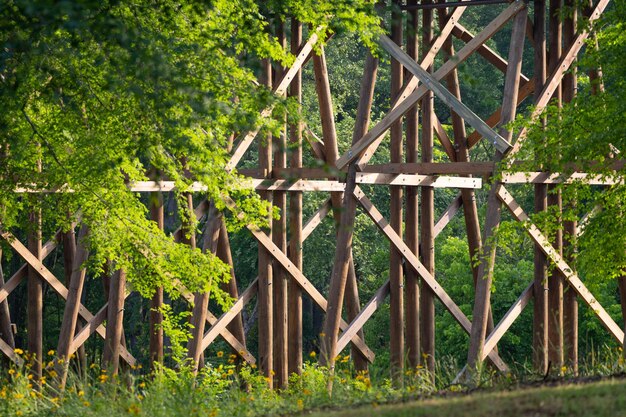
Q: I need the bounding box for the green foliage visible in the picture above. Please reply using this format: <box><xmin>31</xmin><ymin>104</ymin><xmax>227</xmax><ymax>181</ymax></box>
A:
<box><xmin>0</xmin><ymin>0</ymin><xmax>382</xmax><ymax>356</ymax></box>
<box><xmin>508</xmin><ymin>2</ymin><xmax>626</xmax><ymax>283</ymax></box>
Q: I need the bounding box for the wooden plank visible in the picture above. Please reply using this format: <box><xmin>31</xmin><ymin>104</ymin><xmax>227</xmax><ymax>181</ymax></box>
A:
<box><xmin>420</xmin><ymin>3</ymin><xmax>436</xmax><ymax>374</ymax></box>
<box><xmin>532</xmin><ymin>0</ymin><xmax>549</xmax><ymax>375</ymax></box>
<box><xmin>379</xmin><ymin>34</ymin><xmax>512</xmax><ymax>153</ymax></box>
<box><xmin>434</xmin><ymin>194</ymin><xmax>463</xmax><ymax>237</ymax></box>
<box><xmin>497</xmin><ymin>186</ymin><xmax>625</xmax><ymax>344</ymax></box>
<box><xmin>510</xmin><ymin>0</ymin><xmax>611</xmax><ymax>156</ymax></box>
<box><xmin>466</xmin><ymin>7</ymin><xmax>528</xmax><ymax>376</ymax></box>
<box><xmin>303</xmin><ymin>198</ymin><xmax>331</xmax><ymax>240</ymax></box>
<box><xmin>197</xmin><ymin>278</ymin><xmax>258</xmax><ymax>362</ymax></box>
<box><xmin>356</xmin><ymin>3</ymin><xmax>468</xmax><ymax>167</ymax></box>
<box><xmin>0</xmin><ymin>249</ymin><xmax>15</xmax><ymax>352</ymax></box>
<box><xmin>501</xmin><ymin>172</ymin><xmax>624</xmax><ymax>185</ymax></box>
<box><xmin>335</xmin><ymin>1</ymin><xmax>526</xmax><ymax>169</ymax></box>
<box><xmin>452</xmin><ymin>23</ymin><xmax>530</xmax><ymax>83</ymax></box>
<box><xmin>405</xmin><ymin>0</ymin><xmax>420</xmax><ymax>369</ymax></box>
<box><xmin>257</xmin><ymin>56</ymin><xmax>273</xmax><ymax>388</ymax></box>
<box><xmin>149</xmin><ymin>191</ymin><xmax>165</xmax><ymax>368</ymax></box>
<box><xmin>454</xmin><ymin>282</ymin><xmax>533</xmax><ymax>382</ymax></box>
<box><xmin>466</xmin><ymin>79</ymin><xmax>535</xmax><ymax>148</ymax></box>
<box><xmin>336</xmin><ymin>281</ymin><xmax>390</xmax><ymax>354</ymax></box>
<box><xmin>482</xmin><ymin>283</ymin><xmax>534</xmax><ymax>360</ymax></box>
<box><xmin>388</xmin><ymin>0</ymin><xmax>404</xmax><ymax>380</ymax></box>
<box><xmin>353</xmin><ymin>187</ymin><xmax>508</xmax><ymax>371</ymax></box>
<box><xmin>220</xmin><ymin>194</ymin><xmax>375</xmax><ymax>362</ymax></box>
<box><xmin>217</xmin><ymin>220</ymin><xmax>247</xmax><ymax>360</ymax></box>
<box><xmin>56</xmin><ymin>225</ymin><xmax>89</xmax><ymax>385</ymax></box>
<box><xmin>361</xmin><ymin>162</ymin><xmax>495</xmax><ymax>175</ymax></box>
<box><xmin>102</xmin><ymin>268</ymin><xmax>127</xmax><ymax>374</ymax></box>
<box><xmin>27</xmin><ymin>207</ymin><xmax>43</xmax><ymax>379</ymax></box>
<box><xmin>226</xmin><ymin>30</ymin><xmax>320</xmax><ymax>172</ymax></box>
<box><xmin>197</xmin><ymin>194</ymin><xmax>333</xmax><ymax>362</ymax></box>
<box><xmin>288</xmin><ymin>18</ymin><xmax>304</xmax><ymax>376</ymax></box>
<box><xmin>356</xmin><ymin>173</ymin><xmax>482</xmax><ymax>188</ymax></box>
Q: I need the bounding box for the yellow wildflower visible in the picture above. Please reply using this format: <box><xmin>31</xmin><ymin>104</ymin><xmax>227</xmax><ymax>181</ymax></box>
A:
<box><xmin>309</xmin><ymin>351</ymin><xmax>316</xmax><ymax>358</ymax></box>
<box><xmin>83</xmin><ymin>401</ymin><xmax>91</xmax><ymax>407</ymax></box>
<box><xmin>8</xmin><ymin>369</ymin><xmax>15</xmax><ymax>375</ymax></box>
<box><xmin>48</xmin><ymin>350</ymin><xmax>55</xmax><ymax>356</ymax></box>
<box><xmin>14</xmin><ymin>348</ymin><xmax>24</xmax><ymax>355</ymax></box>
<box><xmin>99</xmin><ymin>374</ymin><xmax>109</xmax><ymax>383</ymax></box>
<box><xmin>217</xmin><ymin>351</ymin><xmax>224</xmax><ymax>358</ymax></box>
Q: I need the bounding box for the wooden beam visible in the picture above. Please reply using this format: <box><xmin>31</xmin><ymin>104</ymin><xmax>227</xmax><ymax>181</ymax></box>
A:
<box><xmin>497</xmin><ymin>186</ymin><xmax>624</xmax><ymax>344</ymax></box>
<box><xmin>509</xmin><ymin>0</ymin><xmax>611</xmax><ymax>156</ymax></box>
<box><xmin>102</xmin><ymin>268</ymin><xmax>127</xmax><ymax>374</ymax></box>
<box><xmin>288</xmin><ymin>18</ymin><xmax>304</xmax><ymax>376</ymax></box>
<box><xmin>452</xmin><ymin>23</ymin><xmax>530</xmax><ymax>83</ymax></box>
<box><xmin>0</xmin><ymin>230</ymin><xmax>136</xmax><ymax>365</ymax></box>
<box><xmin>27</xmin><ymin>206</ymin><xmax>43</xmax><ymax>379</ymax></box>
<box><xmin>353</xmin><ymin>187</ymin><xmax>508</xmax><ymax>371</ymax></box>
<box><xmin>226</xmin><ymin>30</ymin><xmax>320</xmax><ymax>172</ymax></box>
<box><xmin>466</xmin><ymin>7</ymin><xmax>527</xmax><ymax>377</ymax></box>
<box><xmin>336</xmin><ymin>0</ymin><xmax>526</xmax><ymax>169</ymax></box>
<box><xmin>379</xmin><ymin>34</ymin><xmax>512</xmax><ymax>153</ymax></box>
<box><xmin>56</xmin><ymin>225</ymin><xmax>89</xmax><ymax>386</ymax></box>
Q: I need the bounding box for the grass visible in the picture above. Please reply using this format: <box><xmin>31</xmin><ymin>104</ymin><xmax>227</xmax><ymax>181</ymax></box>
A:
<box><xmin>309</xmin><ymin>377</ymin><xmax>626</xmax><ymax>417</ymax></box>
<box><xmin>2</xmin><ymin>346</ymin><xmax>626</xmax><ymax>416</ymax></box>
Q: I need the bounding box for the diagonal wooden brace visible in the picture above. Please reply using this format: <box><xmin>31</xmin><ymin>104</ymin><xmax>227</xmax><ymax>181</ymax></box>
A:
<box><xmin>353</xmin><ymin>186</ymin><xmax>509</xmax><ymax>372</ymax></box>
<box><xmin>497</xmin><ymin>186</ymin><xmax>624</xmax><ymax>343</ymax></box>
<box><xmin>0</xmin><ymin>231</ymin><xmax>136</xmax><ymax>366</ymax></box>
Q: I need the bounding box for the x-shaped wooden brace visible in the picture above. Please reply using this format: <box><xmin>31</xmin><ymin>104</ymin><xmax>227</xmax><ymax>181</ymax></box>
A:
<box><xmin>0</xmin><ymin>230</ymin><xmax>62</xmax><ymax>364</ymax></box>
<box><xmin>0</xmin><ymin>230</ymin><xmax>136</xmax><ymax>366</ymax></box>
<box><xmin>351</xmin><ymin>186</ymin><xmax>509</xmax><ymax>371</ymax></box>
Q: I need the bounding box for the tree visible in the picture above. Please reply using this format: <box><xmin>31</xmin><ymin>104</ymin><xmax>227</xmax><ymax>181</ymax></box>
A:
<box><xmin>510</xmin><ymin>2</ymin><xmax>626</xmax><ymax>284</ymax></box>
<box><xmin>0</xmin><ymin>0</ymin><xmax>382</xmax><ymax>354</ymax></box>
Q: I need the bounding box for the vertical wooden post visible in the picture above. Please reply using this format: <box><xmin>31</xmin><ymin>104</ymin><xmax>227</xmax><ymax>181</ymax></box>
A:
<box><xmin>437</xmin><ymin>3</ymin><xmax>498</xmax><ymax>353</ymax></box>
<box><xmin>0</xmin><ymin>249</ymin><xmax>15</xmax><ymax>351</ymax></box>
<box><xmin>188</xmin><ymin>207</ymin><xmax>221</xmax><ymax>368</ymax></box>
<box><xmin>272</xmin><ymin>19</ymin><xmax>288</xmax><ymax>389</ymax></box>
<box><xmin>27</xmin><ymin>205</ymin><xmax>43</xmax><ymax>380</ymax></box>
<box><xmin>533</xmin><ymin>0</ymin><xmax>549</xmax><ymax>375</ymax></box>
<box><xmin>288</xmin><ymin>17</ymin><xmax>304</xmax><ymax>377</ymax></box>
<box><xmin>149</xmin><ymin>191</ymin><xmax>164</xmax><ymax>368</ymax></box>
<box><xmin>562</xmin><ymin>0</ymin><xmax>578</xmax><ymax>374</ymax></box>
<box><xmin>56</xmin><ymin>225</ymin><xmax>89</xmax><ymax>386</ymax></box>
<box><xmin>102</xmin><ymin>268</ymin><xmax>127</xmax><ymax>374</ymax></box>
<box><xmin>466</xmin><ymin>6</ymin><xmax>527</xmax><ymax>378</ymax></box>
<box><xmin>405</xmin><ymin>0</ymin><xmax>420</xmax><ymax>370</ymax></box>
<box><xmin>258</xmin><ymin>57</ymin><xmax>274</xmax><ymax>389</ymax></box>
<box><xmin>61</xmin><ymin>222</ymin><xmax>87</xmax><ymax>372</ymax></box>
<box><xmin>314</xmin><ymin>45</ymin><xmax>369</xmax><ymax>372</ymax></box>
<box><xmin>320</xmin><ymin>53</ymin><xmax>378</xmax><ymax>382</ymax></box>
<box><xmin>547</xmin><ymin>0</ymin><xmax>564</xmax><ymax>373</ymax></box>
<box><xmin>217</xmin><ymin>221</ymin><xmax>246</xmax><ymax>352</ymax></box>
<box><xmin>420</xmin><ymin>0</ymin><xmax>436</xmax><ymax>377</ymax></box>
<box><xmin>390</xmin><ymin>0</ymin><xmax>405</xmax><ymax>383</ymax></box>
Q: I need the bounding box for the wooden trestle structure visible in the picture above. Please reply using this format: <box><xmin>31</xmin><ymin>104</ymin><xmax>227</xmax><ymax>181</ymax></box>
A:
<box><xmin>0</xmin><ymin>0</ymin><xmax>622</xmax><ymax>387</ymax></box>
